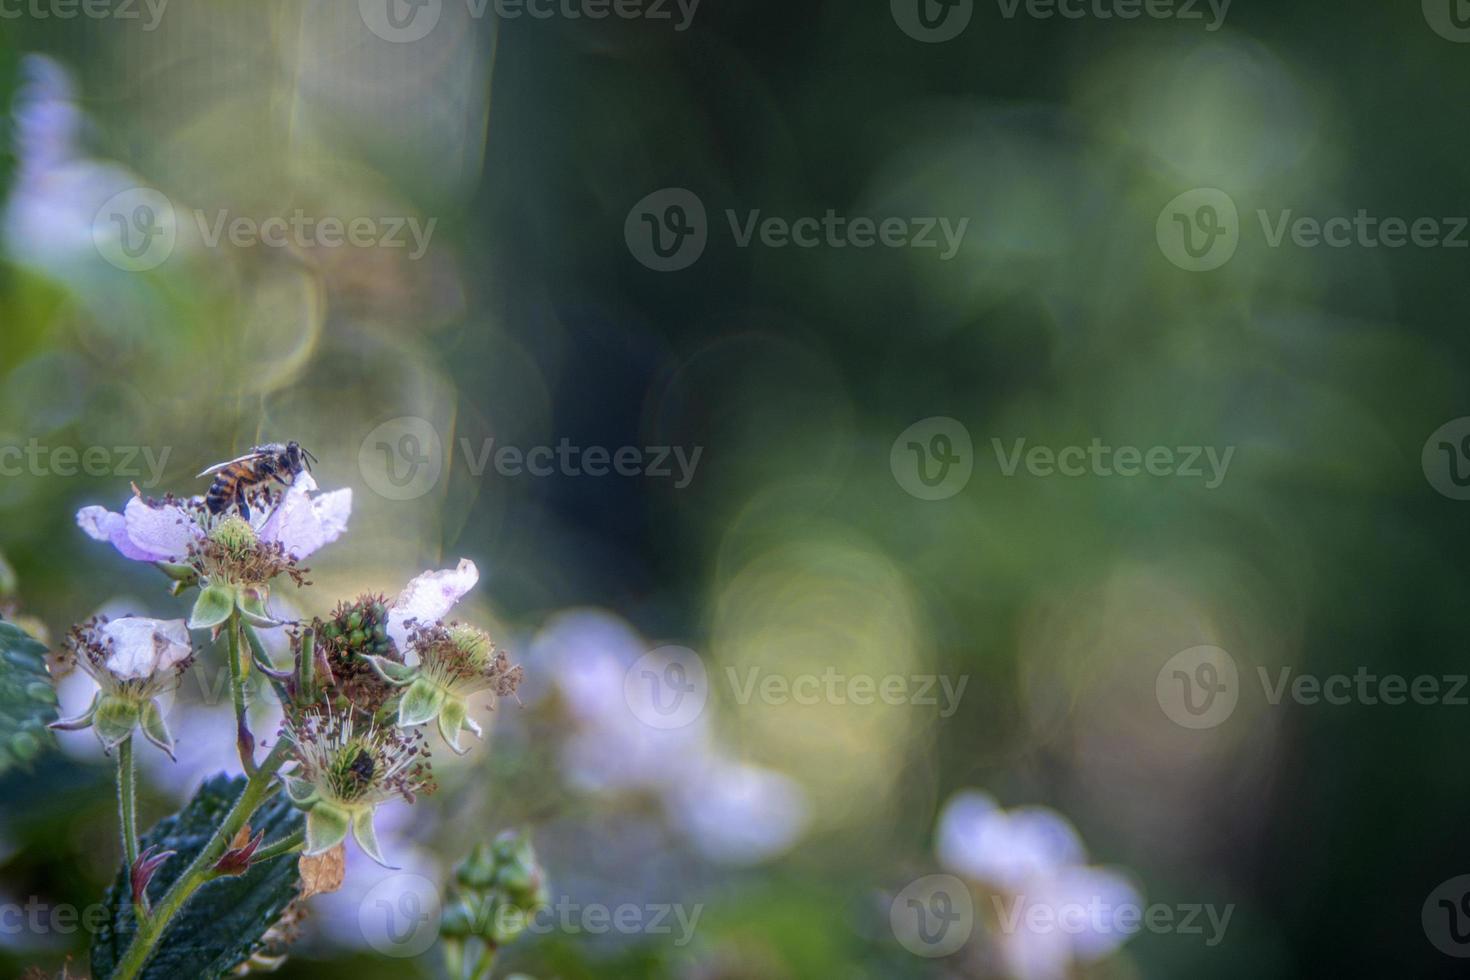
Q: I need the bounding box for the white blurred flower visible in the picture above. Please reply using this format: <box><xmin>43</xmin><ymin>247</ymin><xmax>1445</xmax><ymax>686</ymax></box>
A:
<box><xmin>667</xmin><ymin>756</ymin><xmax>810</xmax><ymax>864</ymax></box>
<box><xmin>535</xmin><ymin>610</ymin><xmax>810</xmax><ymax>865</ymax></box>
<box><xmin>936</xmin><ymin>790</ymin><xmax>1139</xmax><ymax>980</ymax></box>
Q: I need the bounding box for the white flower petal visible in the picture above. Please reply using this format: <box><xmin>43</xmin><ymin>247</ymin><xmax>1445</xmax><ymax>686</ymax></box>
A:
<box><xmin>100</xmin><ymin>617</ymin><xmax>191</xmax><ymax>681</ymax></box>
<box><xmin>256</xmin><ymin>475</ymin><xmax>352</xmax><ymax>560</ymax></box>
<box><xmin>386</xmin><ymin>559</ymin><xmax>479</xmax><ymax>650</ymax></box>
<box><xmin>122</xmin><ymin>497</ymin><xmax>201</xmax><ymax>563</ymax></box>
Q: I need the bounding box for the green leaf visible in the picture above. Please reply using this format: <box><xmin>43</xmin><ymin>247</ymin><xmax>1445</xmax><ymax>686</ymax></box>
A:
<box><xmin>0</xmin><ymin>619</ymin><xmax>58</xmax><ymax>774</ymax></box>
<box><xmin>91</xmin><ymin>774</ymin><xmax>305</xmax><ymax>979</ymax></box>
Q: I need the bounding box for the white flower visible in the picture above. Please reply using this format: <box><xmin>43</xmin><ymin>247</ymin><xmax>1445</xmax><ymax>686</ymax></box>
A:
<box><xmin>77</xmin><ymin>471</ymin><xmax>352</xmax><ymax>565</ymax></box>
<box><xmin>98</xmin><ymin>617</ymin><xmax>192</xmax><ymax>680</ymax></box>
<box><xmin>936</xmin><ymin>790</ymin><xmax>1139</xmax><ymax>980</ymax></box>
<box><xmin>51</xmin><ymin>616</ymin><xmax>195</xmax><ymax>756</ymax></box>
<box><xmin>384</xmin><ymin>559</ymin><xmax>479</xmax><ymax>652</ymax></box>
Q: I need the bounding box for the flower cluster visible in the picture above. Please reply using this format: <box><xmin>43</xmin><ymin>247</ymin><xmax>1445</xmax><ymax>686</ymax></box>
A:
<box><xmin>66</xmin><ymin>446</ymin><xmax>524</xmax><ymax>880</ymax></box>
<box><xmin>281</xmin><ymin>559</ymin><xmax>525</xmax><ymax>865</ymax></box>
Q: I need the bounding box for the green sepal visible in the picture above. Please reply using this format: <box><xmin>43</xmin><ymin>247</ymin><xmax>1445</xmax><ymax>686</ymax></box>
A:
<box><xmin>352</xmin><ymin>807</ymin><xmax>395</xmax><ymax>868</ymax></box>
<box><xmin>189</xmin><ymin>584</ymin><xmax>236</xmax><ymax>630</ymax></box>
<box><xmin>49</xmin><ymin>690</ymin><xmax>101</xmax><ymax>732</ymax></box>
<box><xmin>398</xmin><ymin>677</ymin><xmax>446</xmax><ymax>727</ymax></box>
<box><xmin>365</xmin><ymin>655</ymin><xmax>417</xmax><ymax>686</ymax></box>
<box><xmin>437</xmin><ymin>696</ymin><xmax>478</xmax><ymax>755</ymax></box>
<box><xmin>284</xmin><ymin>776</ymin><xmax>319</xmax><ymax>808</ymax></box>
<box><xmin>236</xmin><ymin>586</ymin><xmax>278</xmax><ymax>627</ymax></box>
<box><xmin>93</xmin><ymin>695</ymin><xmax>141</xmax><ymax>749</ymax></box>
<box><xmin>139</xmin><ymin>699</ymin><xmax>175</xmax><ymax>759</ymax></box>
<box><xmin>156</xmin><ymin>561</ymin><xmax>200</xmax><ymax>586</ymax></box>
<box><xmin>304</xmin><ymin>802</ymin><xmax>351</xmax><ymax>855</ymax></box>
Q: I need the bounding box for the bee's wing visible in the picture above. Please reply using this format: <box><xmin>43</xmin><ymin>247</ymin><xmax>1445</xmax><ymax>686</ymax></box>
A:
<box><xmin>196</xmin><ymin>450</ymin><xmax>267</xmax><ymax>478</ymax></box>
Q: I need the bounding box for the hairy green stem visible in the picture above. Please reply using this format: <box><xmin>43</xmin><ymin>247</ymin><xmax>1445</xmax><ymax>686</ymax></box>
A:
<box><xmin>228</xmin><ymin>612</ymin><xmax>256</xmax><ymax>775</ymax></box>
<box><xmin>110</xmin><ymin>737</ymin><xmax>293</xmax><ymax>980</ymax></box>
<box><xmin>117</xmin><ymin>736</ymin><xmax>139</xmax><ymax>867</ymax></box>
<box><xmin>250</xmin><ymin>827</ymin><xmax>305</xmax><ymax>864</ymax></box>
<box><xmin>118</xmin><ymin>736</ymin><xmax>144</xmax><ymax>924</ymax></box>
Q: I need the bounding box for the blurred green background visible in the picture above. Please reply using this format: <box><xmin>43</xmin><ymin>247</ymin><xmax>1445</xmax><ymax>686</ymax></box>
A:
<box><xmin>3</xmin><ymin>1</ymin><xmax>1470</xmax><ymax>977</ymax></box>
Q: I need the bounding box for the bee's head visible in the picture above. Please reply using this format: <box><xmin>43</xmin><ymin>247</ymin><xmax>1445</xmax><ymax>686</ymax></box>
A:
<box><xmin>285</xmin><ymin>441</ymin><xmax>317</xmax><ymax>474</ymax></box>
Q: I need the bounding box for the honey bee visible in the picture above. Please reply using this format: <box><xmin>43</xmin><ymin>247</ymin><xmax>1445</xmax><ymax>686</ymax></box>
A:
<box><xmin>197</xmin><ymin>441</ymin><xmax>317</xmax><ymax>520</ymax></box>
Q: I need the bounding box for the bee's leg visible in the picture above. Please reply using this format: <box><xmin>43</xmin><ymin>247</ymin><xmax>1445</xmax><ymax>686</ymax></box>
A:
<box><xmin>236</xmin><ymin>484</ymin><xmax>251</xmax><ymax>521</ymax></box>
